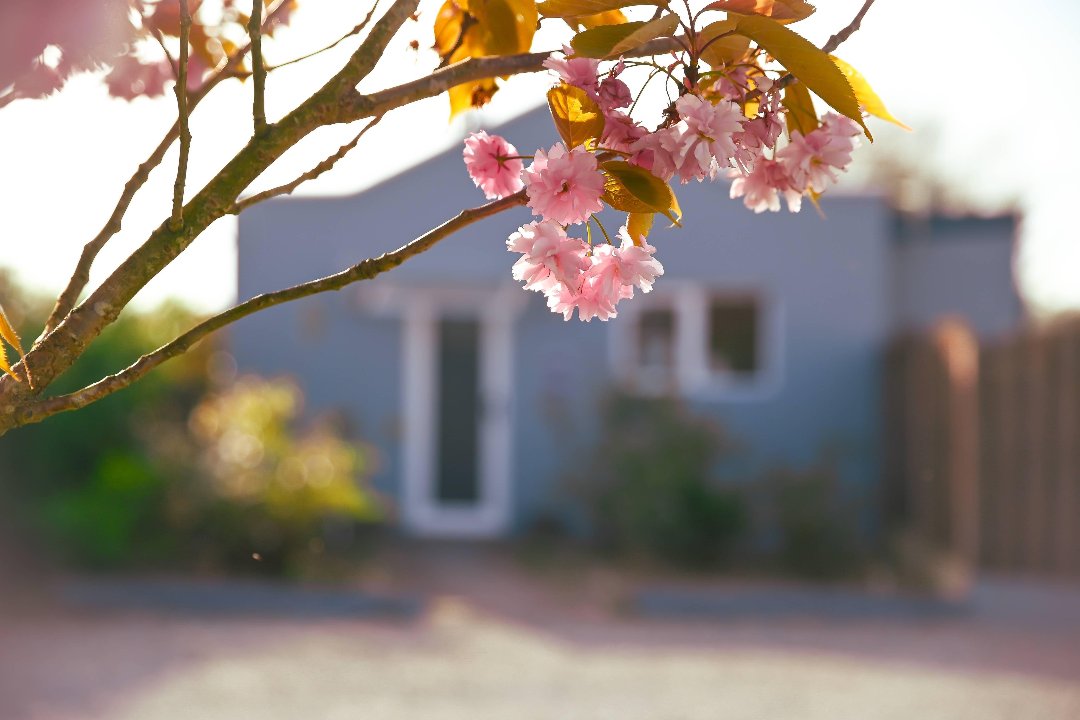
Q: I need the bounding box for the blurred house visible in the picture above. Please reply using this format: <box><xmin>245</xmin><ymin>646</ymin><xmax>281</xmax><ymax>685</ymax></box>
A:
<box><xmin>233</xmin><ymin>107</ymin><xmax>1023</xmax><ymax>539</ymax></box>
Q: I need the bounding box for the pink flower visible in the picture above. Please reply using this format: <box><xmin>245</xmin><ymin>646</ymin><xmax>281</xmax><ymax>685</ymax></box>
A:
<box><xmin>600</xmin><ymin>111</ymin><xmax>647</xmax><ymax>153</ymax></box>
<box><xmin>507</xmin><ymin>221</ymin><xmax>589</xmax><ymax>294</ymax></box>
<box><xmin>729</xmin><ymin>159</ymin><xmax>802</xmax><ymax>213</ymax></box>
<box><xmin>543</xmin><ymin>47</ymin><xmax>601</xmax><ymax>98</ymax></box>
<box><xmin>657</xmin><ymin>94</ymin><xmax>743</xmax><ymax>183</ymax></box>
<box><xmin>630</xmin><ymin>128</ymin><xmax>679</xmax><ymax>182</ymax></box>
<box><xmin>598</xmin><ymin>76</ymin><xmax>632</xmax><ymax>111</ymax></box>
<box><xmin>776</xmin><ymin>113</ymin><xmax>860</xmax><ymax>194</ymax></box>
<box><xmin>523</xmin><ymin>143</ymin><xmax>605</xmax><ymax>225</ymax></box>
<box><xmin>543</xmin><ymin>230</ymin><xmax>664</xmax><ymax>322</ymax></box>
<box><xmin>713</xmin><ymin>66</ymin><xmax>752</xmax><ymax>101</ymax></box>
<box><xmin>105</xmin><ymin>56</ymin><xmax>172</xmax><ymax>100</ymax></box>
<box><xmin>733</xmin><ymin>103</ymin><xmax>784</xmax><ymax>173</ymax></box>
<box><xmin>463</xmin><ymin>131</ymin><xmax>524</xmax><ymax>200</ymax></box>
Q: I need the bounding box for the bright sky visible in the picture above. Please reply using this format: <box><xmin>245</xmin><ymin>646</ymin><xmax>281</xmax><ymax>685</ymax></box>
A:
<box><xmin>1</xmin><ymin>0</ymin><xmax>1078</xmax><ymax>315</ymax></box>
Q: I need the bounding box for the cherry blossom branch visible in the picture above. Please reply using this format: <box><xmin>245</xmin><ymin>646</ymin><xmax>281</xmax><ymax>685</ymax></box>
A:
<box><xmin>249</xmin><ymin>0</ymin><xmax>267</xmax><ymax>133</ymax></box>
<box><xmin>14</xmin><ymin>191</ymin><xmax>527</xmax><ymax>428</ymax></box>
<box><xmin>41</xmin><ymin>0</ymin><xmax>297</xmax><ymax>335</ymax></box>
<box><xmin>170</xmin><ymin>0</ymin><xmax>192</xmax><ymax>230</ymax></box>
<box><xmin>227</xmin><ymin>115</ymin><xmax>383</xmax><ymax>215</ymax></box>
<box><xmin>268</xmin><ymin>3</ymin><xmax>381</xmax><ymax>72</ymax></box>
<box><xmin>822</xmin><ymin>0</ymin><xmax>876</xmax><ymax>54</ymax></box>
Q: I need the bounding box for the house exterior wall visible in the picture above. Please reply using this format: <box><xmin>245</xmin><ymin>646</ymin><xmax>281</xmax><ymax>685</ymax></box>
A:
<box><xmin>891</xmin><ymin>215</ymin><xmax>1022</xmax><ymax>340</ymax></box>
<box><xmin>233</xmin><ymin>106</ymin><xmax>1016</xmax><ymax>538</ymax></box>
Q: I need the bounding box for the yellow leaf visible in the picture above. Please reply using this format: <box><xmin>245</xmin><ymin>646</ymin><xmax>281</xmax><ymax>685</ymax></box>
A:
<box><xmin>703</xmin><ymin>0</ymin><xmax>815</xmax><ymax>23</ymax></box>
<box><xmin>568</xmin><ymin>9</ymin><xmax>628</xmax><ymax>30</ymax></box>
<box><xmin>0</xmin><ymin>303</ymin><xmax>24</xmax><ymax>383</ymax></box>
<box><xmin>471</xmin><ymin>0</ymin><xmax>537</xmax><ymax>55</ymax></box>
<box><xmin>437</xmin><ymin>0</ymin><xmax>537</xmax><ymax>117</ymax></box>
<box><xmin>609</xmin><ymin>13</ymin><xmax>679</xmax><ymax>55</ymax></box>
<box><xmin>601</xmin><ymin>161</ymin><xmax>680</xmax><ymax>224</ymax></box>
<box><xmin>433</xmin><ymin>0</ymin><xmax>469</xmax><ymax>57</ymax></box>
<box><xmin>781</xmin><ymin>79</ymin><xmax>817</xmax><ymax>136</ymax></box>
<box><xmin>547</xmin><ymin>84</ymin><xmax>606</xmax><ymax>148</ymax></box>
<box><xmin>571</xmin><ymin>21</ymin><xmax>645</xmax><ymax>58</ymax></box>
<box><xmin>538</xmin><ymin>0</ymin><xmax>657</xmax><ymax>20</ymax></box>
<box><xmin>698</xmin><ymin>20</ymin><xmax>751</xmax><ymax>68</ymax></box>
<box><xmin>734</xmin><ymin>14</ymin><xmax>871</xmax><ymax>140</ymax></box>
<box><xmin>830</xmin><ymin>55</ymin><xmax>910</xmax><ymax>130</ymax></box>
<box><xmin>449</xmin><ymin>77</ymin><xmax>498</xmax><ymax>117</ymax></box>
<box><xmin>626</xmin><ymin>212</ymin><xmax>654</xmax><ymax>244</ymax></box>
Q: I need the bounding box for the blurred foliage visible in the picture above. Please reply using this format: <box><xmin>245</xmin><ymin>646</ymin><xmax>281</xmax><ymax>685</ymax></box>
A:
<box><xmin>766</xmin><ymin>461</ymin><xmax>867</xmax><ymax>580</ymax></box>
<box><xmin>578</xmin><ymin>392</ymin><xmax>746</xmax><ymax>570</ymax></box>
<box><xmin>0</xmin><ymin>274</ymin><xmax>381</xmax><ymax>575</ymax></box>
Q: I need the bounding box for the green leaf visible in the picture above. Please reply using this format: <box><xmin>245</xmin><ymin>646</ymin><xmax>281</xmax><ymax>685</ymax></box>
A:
<box><xmin>609</xmin><ymin>13</ymin><xmax>679</xmax><ymax>55</ymax></box>
<box><xmin>571</xmin><ymin>21</ymin><xmax>645</xmax><ymax>58</ymax></box>
<box><xmin>734</xmin><ymin>14</ymin><xmax>871</xmax><ymax>139</ymax></box>
<box><xmin>698</xmin><ymin>20</ymin><xmax>751</xmax><ymax>68</ymax></box>
<box><xmin>538</xmin><ymin>0</ymin><xmax>656</xmax><ymax>20</ymax></box>
<box><xmin>781</xmin><ymin>79</ymin><xmax>817</xmax><ymax>136</ymax></box>
<box><xmin>830</xmin><ymin>55</ymin><xmax>910</xmax><ymax>130</ymax></box>
<box><xmin>702</xmin><ymin>0</ymin><xmax>815</xmax><ymax>23</ymax></box>
<box><xmin>601</xmin><ymin>160</ymin><xmax>681</xmax><ymax>225</ymax></box>
<box><xmin>547</xmin><ymin>84</ymin><xmax>606</xmax><ymax>148</ymax></box>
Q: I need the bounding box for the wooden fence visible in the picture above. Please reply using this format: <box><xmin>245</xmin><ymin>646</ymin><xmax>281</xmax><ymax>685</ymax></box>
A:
<box><xmin>887</xmin><ymin>317</ymin><xmax>1080</xmax><ymax>579</ymax></box>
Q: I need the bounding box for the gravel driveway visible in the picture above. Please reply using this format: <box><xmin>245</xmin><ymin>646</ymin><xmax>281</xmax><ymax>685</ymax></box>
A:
<box><xmin>2</xmin><ymin>553</ymin><xmax>1078</xmax><ymax>720</ymax></box>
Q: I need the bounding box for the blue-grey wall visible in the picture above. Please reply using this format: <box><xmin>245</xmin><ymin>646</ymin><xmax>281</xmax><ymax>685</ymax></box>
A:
<box><xmin>233</xmin><ymin>106</ymin><xmax>1016</xmax><ymax>538</ymax></box>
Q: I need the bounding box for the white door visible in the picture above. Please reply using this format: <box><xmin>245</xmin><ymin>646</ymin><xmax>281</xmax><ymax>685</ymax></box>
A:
<box><xmin>401</xmin><ymin>290</ymin><xmax>517</xmax><ymax>537</ymax></box>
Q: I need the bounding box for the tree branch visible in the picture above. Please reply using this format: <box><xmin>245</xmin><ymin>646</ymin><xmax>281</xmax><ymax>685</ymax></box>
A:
<box><xmin>227</xmin><ymin>115</ymin><xmax>382</xmax><ymax>215</ymax></box>
<box><xmin>822</xmin><ymin>0</ymin><xmax>876</xmax><ymax>54</ymax></box>
<box><xmin>41</xmin><ymin>0</ymin><xmax>297</xmax><ymax>335</ymax></box>
<box><xmin>268</xmin><ymin>2</ymin><xmax>381</xmax><ymax>72</ymax></box>
<box><xmin>249</xmin><ymin>0</ymin><xmax>267</xmax><ymax>133</ymax></box>
<box><xmin>341</xmin><ymin>36</ymin><xmax>683</xmax><ymax>121</ymax></box>
<box><xmin>16</xmin><ymin>191</ymin><xmax>527</xmax><ymax>427</ymax></box>
<box><xmin>15</xmin><ymin>0</ymin><xmax>420</xmax><ymax>401</ymax></box>
<box><xmin>170</xmin><ymin>0</ymin><xmax>193</xmax><ymax>230</ymax></box>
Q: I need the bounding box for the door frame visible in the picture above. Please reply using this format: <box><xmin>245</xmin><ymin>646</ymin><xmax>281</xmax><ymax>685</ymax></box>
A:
<box><xmin>399</xmin><ymin>286</ymin><xmax>523</xmax><ymax>537</ymax></box>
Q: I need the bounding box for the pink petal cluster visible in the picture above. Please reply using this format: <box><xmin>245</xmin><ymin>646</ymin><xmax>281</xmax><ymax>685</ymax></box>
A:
<box><xmin>775</xmin><ymin>112</ymin><xmax>861</xmax><ymax>193</ymax></box>
<box><xmin>523</xmin><ymin>143</ymin><xmax>605</xmax><ymax>225</ymax></box>
<box><xmin>729</xmin><ymin>158</ymin><xmax>803</xmax><ymax>213</ymax></box>
<box><xmin>598</xmin><ymin>76</ymin><xmax>632</xmax><ymax>111</ymax></box>
<box><xmin>506</xmin><ymin>221</ymin><xmax>589</xmax><ymax>293</ymax></box>
<box><xmin>463</xmin><ymin>131</ymin><xmax>525</xmax><ymax>200</ymax></box>
<box><xmin>544</xmin><ymin>229</ymin><xmax>665</xmax><ymax>322</ymax></box>
<box><xmin>543</xmin><ymin>47</ymin><xmax>601</xmax><ymax>98</ymax></box>
<box><xmin>600</xmin><ymin>111</ymin><xmax>647</xmax><ymax>153</ymax></box>
<box><xmin>665</xmin><ymin>94</ymin><xmax>744</xmax><ymax>183</ymax></box>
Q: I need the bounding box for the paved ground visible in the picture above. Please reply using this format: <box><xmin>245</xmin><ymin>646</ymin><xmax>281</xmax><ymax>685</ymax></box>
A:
<box><xmin>2</xmin><ymin>549</ymin><xmax>1079</xmax><ymax>720</ymax></box>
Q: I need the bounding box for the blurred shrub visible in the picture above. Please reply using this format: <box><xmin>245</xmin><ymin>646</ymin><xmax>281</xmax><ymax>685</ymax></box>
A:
<box><xmin>182</xmin><ymin>377</ymin><xmax>381</xmax><ymax>574</ymax></box>
<box><xmin>767</xmin><ymin>462</ymin><xmax>866</xmax><ymax>580</ymax></box>
<box><xmin>0</xmin><ymin>276</ymin><xmax>381</xmax><ymax>575</ymax></box>
<box><xmin>578</xmin><ymin>392</ymin><xmax>746</xmax><ymax>569</ymax></box>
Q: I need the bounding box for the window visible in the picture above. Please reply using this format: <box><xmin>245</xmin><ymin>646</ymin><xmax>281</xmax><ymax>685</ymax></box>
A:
<box><xmin>613</xmin><ymin>284</ymin><xmax>781</xmax><ymax>401</ymax></box>
<box><xmin>708</xmin><ymin>296</ymin><xmax>759</xmax><ymax>376</ymax></box>
<box><xmin>635</xmin><ymin>306</ymin><xmax>677</xmax><ymax>393</ymax></box>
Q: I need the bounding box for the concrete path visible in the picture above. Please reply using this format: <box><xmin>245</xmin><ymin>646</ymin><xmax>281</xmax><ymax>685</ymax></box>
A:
<box><xmin>1</xmin><ymin>551</ymin><xmax>1078</xmax><ymax>720</ymax></box>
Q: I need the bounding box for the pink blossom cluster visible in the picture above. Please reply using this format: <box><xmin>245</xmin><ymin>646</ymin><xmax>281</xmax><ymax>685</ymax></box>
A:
<box><xmin>507</xmin><ymin>222</ymin><xmax>663</xmax><ymax>322</ymax></box>
<box><xmin>460</xmin><ymin>49</ymin><xmax>864</xmax><ymax>321</ymax></box>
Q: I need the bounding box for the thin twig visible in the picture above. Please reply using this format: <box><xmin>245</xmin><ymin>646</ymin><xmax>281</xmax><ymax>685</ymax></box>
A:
<box><xmin>228</xmin><ymin>115</ymin><xmax>383</xmax><ymax>214</ymax></box>
<box><xmin>822</xmin><ymin>0</ymin><xmax>876</xmax><ymax>54</ymax></box>
<box><xmin>21</xmin><ymin>191</ymin><xmax>527</xmax><ymax>426</ymax></box>
<box><xmin>250</xmin><ymin>0</ymin><xmax>267</xmax><ymax>133</ymax></box>
<box><xmin>42</xmin><ymin>0</ymin><xmax>295</xmax><ymax>335</ymax></box>
<box><xmin>270</xmin><ymin>2</ymin><xmax>381</xmax><ymax>71</ymax></box>
<box><xmin>170</xmin><ymin>0</ymin><xmax>192</xmax><ymax>230</ymax></box>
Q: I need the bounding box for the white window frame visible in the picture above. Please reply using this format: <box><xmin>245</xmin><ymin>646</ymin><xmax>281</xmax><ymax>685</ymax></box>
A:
<box><xmin>609</xmin><ymin>282</ymin><xmax>784</xmax><ymax>402</ymax></box>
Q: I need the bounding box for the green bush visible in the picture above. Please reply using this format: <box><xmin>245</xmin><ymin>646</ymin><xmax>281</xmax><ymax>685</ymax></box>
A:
<box><xmin>768</xmin><ymin>462</ymin><xmax>866</xmax><ymax>580</ymax></box>
<box><xmin>0</xmin><ymin>277</ymin><xmax>381</xmax><ymax>575</ymax></box>
<box><xmin>579</xmin><ymin>392</ymin><xmax>746</xmax><ymax>569</ymax></box>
